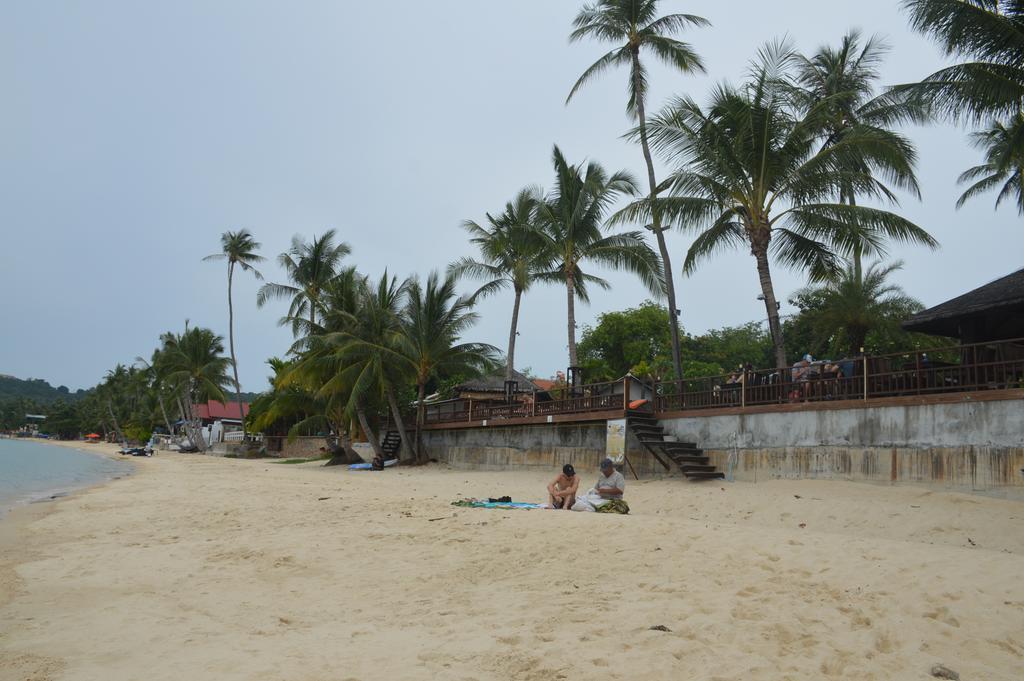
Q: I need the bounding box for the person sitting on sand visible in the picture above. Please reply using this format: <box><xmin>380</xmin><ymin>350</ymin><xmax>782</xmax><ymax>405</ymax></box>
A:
<box><xmin>547</xmin><ymin>464</ymin><xmax>579</xmax><ymax>510</ymax></box>
<box><xmin>595</xmin><ymin>458</ymin><xmax>625</xmax><ymax>500</ymax></box>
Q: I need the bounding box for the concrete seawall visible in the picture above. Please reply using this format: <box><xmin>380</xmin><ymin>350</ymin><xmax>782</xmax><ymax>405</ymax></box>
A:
<box><xmin>422</xmin><ymin>396</ymin><xmax>1024</xmax><ymax>495</ymax></box>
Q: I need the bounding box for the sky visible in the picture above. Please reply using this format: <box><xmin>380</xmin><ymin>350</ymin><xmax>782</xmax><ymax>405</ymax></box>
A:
<box><xmin>2</xmin><ymin>0</ymin><xmax>1022</xmax><ymax>393</ymax></box>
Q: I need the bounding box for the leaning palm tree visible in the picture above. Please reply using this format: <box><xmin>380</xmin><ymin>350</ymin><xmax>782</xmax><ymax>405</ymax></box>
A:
<box><xmin>204</xmin><ymin>229</ymin><xmax>264</xmax><ymax>438</ymax></box>
<box><xmin>901</xmin><ymin>1</ymin><xmax>1024</xmax><ymax>123</ymax></box>
<box><xmin>791</xmin><ymin>260</ymin><xmax>924</xmax><ymax>357</ymax></box>
<box><xmin>257</xmin><ymin>230</ymin><xmax>351</xmax><ymax>335</ymax></box>
<box><xmin>449</xmin><ymin>187</ymin><xmax>551</xmax><ymax>380</ymax></box>
<box><xmin>538</xmin><ymin>145</ymin><xmax>663</xmax><ymax>369</ymax></box>
<box><xmin>160</xmin><ymin>326</ymin><xmax>232</xmax><ymax>452</ymax></box>
<box><xmin>957</xmin><ymin>113</ymin><xmax>1024</xmax><ymax>213</ymax></box>
<box><xmin>567</xmin><ymin>0</ymin><xmax>709</xmax><ymax>380</ymax></box>
<box><xmin>618</xmin><ymin>45</ymin><xmax>936</xmax><ymax>368</ymax></box>
<box><xmin>794</xmin><ymin>31</ymin><xmax>929</xmax><ymax>277</ymax></box>
<box><xmin>402</xmin><ymin>271</ymin><xmax>499</xmax><ymax>461</ymax></box>
<box><xmin>331</xmin><ymin>273</ymin><xmax>417</xmax><ymax>462</ymax></box>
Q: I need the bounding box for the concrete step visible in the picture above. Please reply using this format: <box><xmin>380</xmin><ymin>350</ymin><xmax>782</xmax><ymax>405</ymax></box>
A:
<box><xmin>685</xmin><ymin>471</ymin><xmax>725</xmax><ymax>481</ymax></box>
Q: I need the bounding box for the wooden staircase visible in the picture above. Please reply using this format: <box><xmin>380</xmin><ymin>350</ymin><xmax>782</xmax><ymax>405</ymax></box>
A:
<box><xmin>381</xmin><ymin>430</ymin><xmax>402</xmax><ymax>458</ymax></box>
<box><xmin>626</xmin><ymin>409</ymin><xmax>724</xmax><ymax>481</ymax></box>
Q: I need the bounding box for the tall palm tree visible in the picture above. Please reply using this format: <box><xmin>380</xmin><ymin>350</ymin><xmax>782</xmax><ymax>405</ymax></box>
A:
<box><xmin>257</xmin><ymin>230</ymin><xmax>351</xmax><ymax>335</ymax></box>
<box><xmin>790</xmin><ymin>260</ymin><xmax>924</xmax><ymax>357</ymax></box>
<box><xmin>160</xmin><ymin>326</ymin><xmax>232</xmax><ymax>452</ymax></box>
<box><xmin>402</xmin><ymin>271</ymin><xmax>499</xmax><ymax>461</ymax></box>
<box><xmin>567</xmin><ymin>0</ymin><xmax>709</xmax><ymax>380</ymax></box>
<box><xmin>204</xmin><ymin>229</ymin><xmax>264</xmax><ymax>438</ymax></box>
<box><xmin>794</xmin><ymin>31</ymin><xmax>929</xmax><ymax>277</ymax></box>
<box><xmin>449</xmin><ymin>187</ymin><xmax>550</xmax><ymax>380</ymax></box>
<box><xmin>332</xmin><ymin>273</ymin><xmax>417</xmax><ymax>462</ymax></box>
<box><xmin>902</xmin><ymin>1</ymin><xmax>1024</xmax><ymax>123</ymax></box>
<box><xmin>538</xmin><ymin>145</ymin><xmax>663</xmax><ymax>369</ymax></box>
<box><xmin>957</xmin><ymin>113</ymin><xmax>1024</xmax><ymax>213</ymax></box>
<box><xmin>618</xmin><ymin>45</ymin><xmax>936</xmax><ymax>368</ymax></box>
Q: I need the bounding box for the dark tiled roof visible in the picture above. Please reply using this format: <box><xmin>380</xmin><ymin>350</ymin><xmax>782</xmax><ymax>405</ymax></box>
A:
<box><xmin>903</xmin><ymin>268</ymin><xmax>1024</xmax><ymax>335</ymax></box>
<box><xmin>457</xmin><ymin>369</ymin><xmax>540</xmax><ymax>392</ymax></box>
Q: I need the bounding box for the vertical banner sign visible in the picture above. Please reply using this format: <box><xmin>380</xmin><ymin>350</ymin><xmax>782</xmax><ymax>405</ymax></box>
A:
<box><xmin>605</xmin><ymin>418</ymin><xmax>627</xmax><ymax>465</ymax></box>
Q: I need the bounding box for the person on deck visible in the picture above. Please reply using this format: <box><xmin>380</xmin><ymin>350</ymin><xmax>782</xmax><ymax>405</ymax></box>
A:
<box><xmin>547</xmin><ymin>464</ymin><xmax>579</xmax><ymax>510</ymax></box>
<box><xmin>595</xmin><ymin>458</ymin><xmax>626</xmax><ymax>500</ymax></box>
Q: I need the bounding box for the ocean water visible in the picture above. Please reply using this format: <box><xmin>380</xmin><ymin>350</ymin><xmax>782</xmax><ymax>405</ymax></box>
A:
<box><xmin>0</xmin><ymin>438</ymin><xmax>131</xmax><ymax>515</ymax></box>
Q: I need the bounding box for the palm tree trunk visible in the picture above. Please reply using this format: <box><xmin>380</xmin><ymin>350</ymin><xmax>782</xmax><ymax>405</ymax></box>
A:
<box><xmin>106</xmin><ymin>400</ymin><xmax>125</xmax><ymax>446</ymax></box>
<box><xmin>752</xmin><ymin>241</ymin><xmax>787</xmax><ymax>369</ymax></box>
<box><xmin>385</xmin><ymin>387</ymin><xmax>415</xmax><ymax>462</ymax></box>
<box><xmin>506</xmin><ymin>288</ymin><xmax>522</xmax><ymax>381</ymax></box>
<box><xmin>848</xmin><ymin>194</ymin><xmax>864</xmax><ymax>282</ymax></box>
<box><xmin>226</xmin><ymin>262</ymin><xmax>247</xmax><ymax>440</ymax></box>
<box><xmin>157</xmin><ymin>391</ymin><xmax>173</xmax><ymax>439</ymax></box>
<box><xmin>356</xmin><ymin>407</ymin><xmax>385</xmax><ymax>459</ymax></box>
<box><xmin>632</xmin><ymin>49</ymin><xmax>684</xmax><ymax>382</ymax></box>
<box><xmin>414</xmin><ymin>382</ymin><xmax>426</xmax><ymax>464</ymax></box>
<box><xmin>566</xmin><ymin>271</ymin><xmax>578</xmax><ymax>368</ymax></box>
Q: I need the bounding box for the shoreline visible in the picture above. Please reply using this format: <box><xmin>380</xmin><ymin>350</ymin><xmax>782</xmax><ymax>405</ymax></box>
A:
<box><xmin>0</xmin><ymin>439</ymin><xmax>133</xmax><ymax>518</ymax></box>
<box><xmin>1</xmin><ymin>453</ymin><xmax>1022</xmax><ymax>680</ymax></box>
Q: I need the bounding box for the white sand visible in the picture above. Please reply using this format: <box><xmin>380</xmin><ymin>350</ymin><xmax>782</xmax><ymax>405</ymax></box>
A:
<box><xmin>1</xmin><ymin>445</ymin><xmax>1022</xmax><ymax>681</ymax></box>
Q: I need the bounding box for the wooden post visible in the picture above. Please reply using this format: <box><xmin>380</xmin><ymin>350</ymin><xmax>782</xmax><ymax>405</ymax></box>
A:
<box><xmin>468</xmin><ymin>399</ymin><xmax>473</xmax><ymax>422</ymax></box>
<box><xmin>741</xmin><ymin>371</ymin><xmax>746</xmax><ymax>409</ymax></box>
<box><xmin>623</xmin><ymin>376</ymin><xmax>630</xmax><ymax>412</ymax></box>
<box><xmin>915</xmin><ymin>351</ymin><xmax>922</xmax><ymax>395</ymax></box>
<box><xmin>531</xmin><ymin>390</ymin><xmax>537</xmax><ymax>417</ymax></box>
<box><xmin>863</xmin><ymin>356</ymin><xmax>869</xmax><ymax>401</ymax></box>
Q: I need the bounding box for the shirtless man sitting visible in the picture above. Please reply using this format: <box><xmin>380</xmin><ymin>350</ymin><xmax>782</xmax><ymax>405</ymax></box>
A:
<box><xmin>547</xmin><ymin>464</ymin><xmax>579</xmax><ymax>511</ymax></box>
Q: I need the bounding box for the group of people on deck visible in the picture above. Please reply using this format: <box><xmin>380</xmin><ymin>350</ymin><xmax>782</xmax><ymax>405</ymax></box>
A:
<box><xmin>545</xmin><ymin>458</ymin><xmax>625</xmax><ymax>512</ymax></box>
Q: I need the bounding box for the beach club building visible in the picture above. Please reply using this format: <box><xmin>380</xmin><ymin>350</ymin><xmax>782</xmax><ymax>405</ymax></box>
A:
<box><xmin>404</xmin><ymin>270</ymin><xmax>1024</xmax><ymax>496</ymax></box>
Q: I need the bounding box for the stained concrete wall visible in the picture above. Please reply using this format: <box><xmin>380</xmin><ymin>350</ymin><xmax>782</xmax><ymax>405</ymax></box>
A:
<box><xmin>660</xmin><ymin>398</ymin><xmax>1024</xmax><ymax>494</ymax></box>
<box><xmin>421</xmin><ymin>423</ymin><xmax>665</xmax><ymax>476</ymax></box>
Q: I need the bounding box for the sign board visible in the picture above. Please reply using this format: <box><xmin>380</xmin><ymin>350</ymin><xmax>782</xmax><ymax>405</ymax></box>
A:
<box><xmin>605</xmin><ymin>418</ymin><xmax>627</xmax><ymax>465</ymax></box>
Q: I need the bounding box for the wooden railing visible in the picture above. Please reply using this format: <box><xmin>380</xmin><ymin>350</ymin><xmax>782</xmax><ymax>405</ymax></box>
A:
<box><xmin>417</xmin><ymin>338</ymin><xmax>1024</xmax><ymax>426</ymax></box>
<box><xmin>655</xmin><ymin>337</ymin><xmax>1024</xmax><ymax>413</ymax></box>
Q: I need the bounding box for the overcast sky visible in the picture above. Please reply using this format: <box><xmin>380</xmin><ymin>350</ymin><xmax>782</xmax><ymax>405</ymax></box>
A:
<box><xmin>2</xmin><ymin>1</ymin><xmax>1022</xmax><ymax>392</ymax></box>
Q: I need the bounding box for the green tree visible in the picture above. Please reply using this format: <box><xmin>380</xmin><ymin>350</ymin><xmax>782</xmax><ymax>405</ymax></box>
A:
<box><xmin>685</xmin><ymin>323</ymin><xmax>774</xmax><ymax>373</ymax></box>
<box><xmin>402</xmin><ymin>272</ymin><xmax>498</xmax><ymax>460</ymax></box>
<box><xmin>160</xmin><ymin>326</ymin><xmax>232</xmax><ymax>452</ymax></box>
<box><xmin>902</xmin><ymin>1</ymin><xmax>1024</xmax><ymax>123</ymax></box>
<box><xmin>257</xmin><ymin>230</ymin><xmax>351</xmax><ymax>334</ymax></box>
<box><xmin>794</xmin><ymin>31</ymin><xmax>929</xmax><ymax>276</ymax></box>
<box><xmin>788</xmin><ymin>260</ymin><xmax>926</xmax><ymax>358</ymax></box>
<box><xmin>450</xmin><ymin>187</ymin><xmax>551</xmax><ymax>380</ymax></box>
<box><xmin>619</xmin><ymin>44</ymin><xmax>936</xmax><ymax>368</ymax></box>
<box><xmin>957</xmin><ymin>114</ymin><xmax>1024</xmax><ymax>213</ymax></box>
<box><xmin>577</xmin><ymin>301</ymin><xmax>675</xmax><ymax>380</ymax></box>
<box><xmin>567</xmin><ymin>0</ymin><xmax>708</xmax><ymax>381</ymax></box>
<box><xmin>204</xmin><ymin>229</ymin><xmax>264</xmax><ymax>438</ymax></box>
<box><xmin>538</xmin><ymin>145</ymin><xmax>662</xmax><ymax>369</ymax></box>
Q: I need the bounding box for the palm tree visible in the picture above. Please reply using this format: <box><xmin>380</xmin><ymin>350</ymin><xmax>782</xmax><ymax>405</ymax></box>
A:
<box><xmin>449</xmin><ymin>187</ymin><xmax>550</xmax><ymax>380</ymax></box>
<box><xmin>957</xmin><ymin>113</ymin><xmax>1024</xmax><ymax>213</ymax></box>
<box><xmin>204</xmin><ymin>229</ymin><xmax>264</xmax><ymax>438</ymax></box>
<box><xmin>538</xmin><ymin>145</ymin><xmax>663</xmax><ymax>369</ymax></box>
<box><xmin>257</xmin><ymin>230</ymin><xmax>351</xmax><ymax>335</ymax></box>
<box><xmin>790</xmin><ymin>260</ymin><xmax>924</xmax><ymax>357</ymax></box>
<box><xmin>567</xmin><ymin>0</ymin><xmax>709</xmax><ymax>380</ymax></box>
<box><xmin>160</xmin><ymin>326</ymin><xmax>232</xmax><ymax>452</ymax></box>
<box><xmin>330</xmin><ymin>273</ymin><xmax>417</xmax><ymax>462</ymax></box>
<box><xmin>794</xmin><ymin>31</ymin><xmax>929</xmax><ymax>277</ymax></box>
<box><xmin>402</xmin><ymin>271</ymin><xmax>499</xmax><ymax>461</ymax></box>
<box><xmin>618</xmin><ymin>45</ymin><xmax>936</xmax><ymax>368</ymax></box>
<box><xmin>901</xmin><ymin>1</ymin><xmax>1024</xmax><ymax>123</ymax></box>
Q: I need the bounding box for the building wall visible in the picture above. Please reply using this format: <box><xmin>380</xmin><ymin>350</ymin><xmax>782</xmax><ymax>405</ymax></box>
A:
<box><xmin>262</xmin><ymin>435</ymin><xmax>331</xmax><ymax>459</ymax></box>
<box><xmin>421</xmin><ymin>397</ymin><xmax>1024</xmax><ymax>495</ymax></box>
<box><xmin>421</xmin><ymin>423</ymin><xmax>666</xmax><ymax>476</ymax></box>
<box><xmin>660</xmin><ymin>398</ymin><xmax>1024</xmax><ymax>495</ymax></box>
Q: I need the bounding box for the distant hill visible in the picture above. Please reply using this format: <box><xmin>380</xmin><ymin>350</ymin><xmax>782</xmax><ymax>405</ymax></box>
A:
<box><xmin>0</xmin><ymin>374</ymin><xmax>90</xmax><ymax>403</ymax></box>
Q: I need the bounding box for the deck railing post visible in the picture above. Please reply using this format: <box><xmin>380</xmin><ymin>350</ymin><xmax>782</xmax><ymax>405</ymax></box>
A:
<box><xmin>741</xmin><ymin>372</ymin><xmax>746</xmax><ymax>410</ymax></box>
<box><xmin>531</xmin><ymin>390</ymin><xmax>537</xmax><ymax>418</ymax></box>
<box><xmin>863</xmin><ymin>356</ymin><xmax>869</xmax><ymax>401</ymax></box>
<box><xmin>468</xmin><ymin>399</ymin><xmax>473</xmax><ymax>422</ymax></box>
<box><xmin>623</xmin><ymin>376</ymin><xmax>630</xmax><ymax>412</ymax></box>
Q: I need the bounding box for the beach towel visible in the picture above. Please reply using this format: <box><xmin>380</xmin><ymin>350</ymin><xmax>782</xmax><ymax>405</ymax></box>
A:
<box><xmin>451</xmin><ymin>499</ymin><xmax>543</xmax><ymax>510</ymax></box>
<box><xmin>348</xmin><ymin>459</ymin><xmax>398</xmax><ymax>470</ymax></box>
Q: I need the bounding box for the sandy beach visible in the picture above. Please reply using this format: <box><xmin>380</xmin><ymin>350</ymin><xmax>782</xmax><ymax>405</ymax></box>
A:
<box><xmin>1</xmin><ymin>445</ymin><xmax>1022</xmax><ymax>681</ymax></box>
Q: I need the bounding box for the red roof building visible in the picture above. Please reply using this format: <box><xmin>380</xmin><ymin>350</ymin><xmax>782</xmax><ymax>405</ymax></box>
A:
<box><xmin>193</xmin><ymin>401</ymin><xmax>250</xmax><ymax>423</ymax></box>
